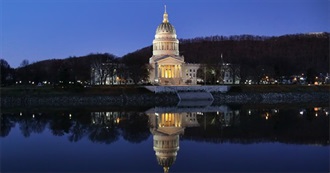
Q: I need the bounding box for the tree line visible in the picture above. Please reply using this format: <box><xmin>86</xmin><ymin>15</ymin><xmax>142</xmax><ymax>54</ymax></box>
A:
<box><xmin>1</xmin><ymin>33</ymin><xmax>328</xmax><ymax>86</ymax></box>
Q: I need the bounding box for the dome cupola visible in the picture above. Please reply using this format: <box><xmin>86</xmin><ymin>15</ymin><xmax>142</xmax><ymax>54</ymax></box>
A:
<box><xmin>152</xmin><ymin>5</ymin><xmax>180</xmax><ymax>56</ymax></box>
<box><xmin>156</xmin><ymin>5</ymin><xmax>176</xmax><ymax>34</ymax></box>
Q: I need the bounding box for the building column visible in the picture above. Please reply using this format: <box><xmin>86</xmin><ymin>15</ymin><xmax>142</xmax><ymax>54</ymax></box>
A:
<box><xmin>155</xmin><ymin>63</ymin><xmax>158</xmax><ymax>82</ymax></box>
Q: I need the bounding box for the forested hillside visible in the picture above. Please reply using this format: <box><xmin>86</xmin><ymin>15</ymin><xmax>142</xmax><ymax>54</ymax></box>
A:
<box><xmin>125</xmin><ymin>33</ymin><xmax>329</xmax><ymax>78</ymax></box>
<box><xmin>1</xmin><ymin>33</ymin><xmax>328</xmax><ymax>86</ymax></box>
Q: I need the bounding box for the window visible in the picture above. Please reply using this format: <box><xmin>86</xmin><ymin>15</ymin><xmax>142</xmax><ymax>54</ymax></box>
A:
<box><xmin>193</xmin><ymin>69</ymin><xmax>195</xmax><ymax>72</ymax></box>
<box><xmin>190</xmin><ymin>69</ymin><xmax>192</xmax><ymax>72</ymax></box>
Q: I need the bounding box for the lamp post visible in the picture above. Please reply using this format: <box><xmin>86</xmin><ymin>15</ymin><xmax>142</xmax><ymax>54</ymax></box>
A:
<box><xmin>204</xmin><ymin>66</ymin><xmax>206</xmax><ymax>85</ymax></box>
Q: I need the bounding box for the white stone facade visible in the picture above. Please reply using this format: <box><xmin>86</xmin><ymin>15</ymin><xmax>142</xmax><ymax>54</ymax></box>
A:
<box><xmin>149</xmin><ymin>7</ymin><xmax>199</xmax><ymax>85</ymax></box>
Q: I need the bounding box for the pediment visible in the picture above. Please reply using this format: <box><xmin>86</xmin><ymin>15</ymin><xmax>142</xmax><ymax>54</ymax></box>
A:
<box><xmin>157</xmin><ymin>127</ymin><xmax>184</xmax><ymax>135</ymax></box>
<box><xmin>155</xmin><ymin>56</ymin><xmax>184</xmax><ymax>64</ymax></box>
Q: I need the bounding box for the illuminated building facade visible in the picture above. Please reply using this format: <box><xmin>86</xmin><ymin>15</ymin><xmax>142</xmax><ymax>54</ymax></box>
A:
<box><xmin>149</xmin><ymin>6</ymin><xmax>200</xmax><ymax>85</ymax></box>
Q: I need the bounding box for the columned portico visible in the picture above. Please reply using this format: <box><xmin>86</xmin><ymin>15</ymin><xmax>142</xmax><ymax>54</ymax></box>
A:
<box><xmin>158</xmin><ymin>64</ymin><xmax>182</xmax><ymax>78</ymax></box>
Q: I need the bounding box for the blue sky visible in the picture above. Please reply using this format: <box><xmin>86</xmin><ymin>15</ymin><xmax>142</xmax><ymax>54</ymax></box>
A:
<box><xmin>1</xmin><ymin>0</ymin><xmax>329</xmax><ymax>68</ymax></box>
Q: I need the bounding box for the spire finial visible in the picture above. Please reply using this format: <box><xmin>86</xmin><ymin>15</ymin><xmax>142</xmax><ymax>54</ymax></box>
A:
<box><xmin>163</xmin><ymin>166</ymin><xmax>169</xmax><ymax>173</ymax></box>
<box><xmin>162</xmin><ymin>5</ymin><xmax>169</xmax><ymax>23</ymax></box>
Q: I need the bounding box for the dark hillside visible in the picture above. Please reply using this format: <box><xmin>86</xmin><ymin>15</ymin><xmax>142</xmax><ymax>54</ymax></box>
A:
<box><xmin>127</xmin><ymin>33</ymin><xmax>329</xmax><ymax>78</ymax></box>
<box><xmin>8</xmin><ymin>33</ymin><xmax>329</xmax><ymax>85</ymax></box>
<box><xmin>15</xmin><ymin>53</ymin><xmax>117</xmax><ymax>84</ymax></box>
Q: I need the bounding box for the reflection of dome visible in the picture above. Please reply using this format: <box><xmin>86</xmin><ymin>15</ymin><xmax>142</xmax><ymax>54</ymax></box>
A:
<box><xmin>157</xmin><ymin>156</ymin><xmax>176</xmax><ymax>173</ymax></box>
<box><xmin>153</xmin><ymin>134</ymin><xmax>179</xmax><ymax>173</ymax></box>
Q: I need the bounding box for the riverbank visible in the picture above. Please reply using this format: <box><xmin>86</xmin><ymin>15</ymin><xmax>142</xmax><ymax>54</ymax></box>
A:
<box><xmin>1</xmin><ymin>85</ymin><xmax>329</xmax><ymax>107</ymax></box>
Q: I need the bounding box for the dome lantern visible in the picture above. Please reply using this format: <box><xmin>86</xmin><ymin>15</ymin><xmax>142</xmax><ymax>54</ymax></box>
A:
<box><xmin>163</xmin><ymin>5</ymin><xmax>169</xmax><ymax>23</ymax></box>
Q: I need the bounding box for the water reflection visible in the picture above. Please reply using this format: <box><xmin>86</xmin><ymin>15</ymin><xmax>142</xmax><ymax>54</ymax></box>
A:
<box><xmin>1</xmin><ymin>105</ymin><xmax>329</xmax><ymax>172</ymax></box>
<box><xmin>147</xmin><ymin>111</ymin><xmax>199</xmax><ymax>172</ymax></box>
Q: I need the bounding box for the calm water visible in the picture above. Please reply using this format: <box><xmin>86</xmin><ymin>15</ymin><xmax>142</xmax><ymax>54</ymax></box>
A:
<box><xmin>1</xmin><ymin>104</ymin><xmax>329</xmax><ymax>173</ymax></box>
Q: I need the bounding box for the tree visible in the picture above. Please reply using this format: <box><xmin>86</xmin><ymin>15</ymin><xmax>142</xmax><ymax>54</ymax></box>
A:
<box><xmin>119</xmin><ymin>113</ymin><xmax>150</xmax><ymax>143</ymax></box>
<box><xmin>90</xmin><ymin>53</ymin><xmax>117</xmax><ymax>85</ymax></box>
<box><xmin>122</xmin><ymin>50</ymin><xmax>150</xmax><ymax>85</ymax></box>
<box><xmin>0</xmin><ymin>59</ymin><xmax>14</xmax><ymax>86</ymax></box>
<box><xmin>20</xmin><ymin>59</ymin><xmax>29</xmax><ymax>67</ymax></box>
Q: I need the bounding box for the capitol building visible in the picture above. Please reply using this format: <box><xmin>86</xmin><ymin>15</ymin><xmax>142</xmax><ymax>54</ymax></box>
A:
<box><xmin>91</xmin><ymin>6</ymin><xmax>240</xmax><ymax>86</ymax></box>
<box><xmin>149</xmin><ymin>6</ymin><xmax>200</xmax><ymax>85</ymax></box>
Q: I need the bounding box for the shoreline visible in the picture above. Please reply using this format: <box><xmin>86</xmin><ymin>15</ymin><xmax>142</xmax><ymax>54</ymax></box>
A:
<box><xmin>1</xmin><ymin>91</ymin><xmax>329</xmax><ymax>108</ymax></box>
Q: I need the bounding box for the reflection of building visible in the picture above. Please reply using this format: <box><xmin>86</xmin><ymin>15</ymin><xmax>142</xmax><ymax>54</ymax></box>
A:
<box><xmin>91</xmin><ymin>112</ymin><xmax>122</xmax><ymax>125</ymax></box>
<box><xmin>216</xmin><ymin>109</ymin><xmax>240</xmax><ymax>127</ymax></box>
<box><xmin>147</xmin><ymin>112</ymin><xmax>199</xmax><ymax>172</ymax></box>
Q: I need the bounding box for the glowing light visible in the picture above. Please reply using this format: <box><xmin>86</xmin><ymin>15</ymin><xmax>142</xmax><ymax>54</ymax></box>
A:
<box><xmin>116</xmin><ymin>117</ymin><xmax>120</xmax><ymax>123</ymax></box>
<box><xmin>315</xmin><ymin>113</ymin><xmax>318</xmax><ymax>117</ymax></box>
<box><xmin>248</xmin><ymin>110</ymin><xmax>251</xmax><ymax>115</ymax></box>
<box><xmin>32</xmin><ymin>114</ymin><xmax>35</xmax><ymax>118</ymax></box>
<box><xmin>265</xmin><ymin>112</ymin><xmax>269</xmax><ymax>120</ymax></box>
<box><xmin>20</xmin><ymin>112</ymin><xmax>22</xmax><ymax>116</ymax></box>
<box><xmin>314</xmin><ymin>107</ymin><xmax>321</xmax><ymax>111</ymax></box>
<box><xmin>69</xmin><ymin>114</ymin><xmax>72</xmax><ymax>119</ymax></box>
<box><xmin>299</xmin><ymin>111</ymin><xmax>304</xmax><ymax>115</ymax></box>
<box><xmin>326</xmin><ymin>112</ymin><xmax>329</xmax><ymax>116</ymax></box>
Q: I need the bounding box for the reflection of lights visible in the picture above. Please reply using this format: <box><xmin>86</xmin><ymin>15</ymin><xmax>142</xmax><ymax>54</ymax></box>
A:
<box><xmin>265</xmin><ymin>116</ymin><xmax>268</xmax><ymax>120</ymax></box>
<box><xmin>274</xmin><ymin>109</ymin><xmax>278</xmax><ymax>113</ymax></box>
<box><xmin>315</xmin><ymin>113</ymin><xmax>318</xmax><ymax>117</ymax></box>
<box><xmin>299</xmin><ymin>111</ymin><xmax>304</xmax><ymax>115</ymax></box>
<box><xmin>106</xmin><ymin>126</ymin><xmax>109</xmax><ymax>129</ymax></box>
<box><xmin>20</xmin><ymin>112</ymin><xmax>22</xmax><ymax>116</ymax></box>
<box><xmin>155</xmin><ymin>113</ymin><xmax>159</xmax><ymax>116</ymax></box>
<box><xmin>326</xmin><ymin>112</ymin><xmax>329</xmax><ymax>116</ymax></box>
<box><xmin>248</xmin><ymin>110</ymin><xmax>251</xmax><ymax>115</ymax></box>
<box><xmin>32</xmin><ymin>114</ymin><xmax>35</xmax><ymax>118</ymax></box>
<box><xmin>69</xmin><ymin>114</ymin><xmax>72</xmax><ymax>119</ymax></box>
<box><xmin>92</xmin><ymin>121</ymin><xmax>95</xmax><ymax>124</ymax></box>
<box><xmin>217</xmin><ymin>111</ymin><xmax>219</xmax><ymax>115</ymax></box>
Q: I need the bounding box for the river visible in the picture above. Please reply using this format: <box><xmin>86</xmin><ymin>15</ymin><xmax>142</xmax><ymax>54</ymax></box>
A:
<box><xmin>1</xmin><ymin>103</ymin><xmax>329</xmax><ymax>172</ymax></box>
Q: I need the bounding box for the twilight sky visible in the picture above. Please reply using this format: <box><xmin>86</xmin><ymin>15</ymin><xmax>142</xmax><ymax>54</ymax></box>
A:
<box><xmin>1</xmin><ymin>0</ymin><xmax>329</xmax><ymax>68</ymax></box>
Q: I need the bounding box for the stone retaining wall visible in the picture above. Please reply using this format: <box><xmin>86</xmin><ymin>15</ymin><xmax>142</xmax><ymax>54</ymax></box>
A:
<box><xmin>1</xmin><ymin>92</ymin><xmax>329</xmax><ymax>107</ymax></box>
<box><xmin>144</xmin><ymin>85</ymin><xmax>230</xmax><ymax>93</ymax></box>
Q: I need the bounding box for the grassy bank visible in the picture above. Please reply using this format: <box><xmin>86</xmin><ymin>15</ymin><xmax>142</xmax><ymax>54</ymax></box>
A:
<box><xmin>0</xmin><ymin>85</ymin><xmax>153</xmax><ymax>97</ymax></box>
